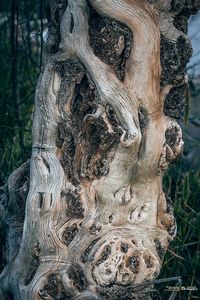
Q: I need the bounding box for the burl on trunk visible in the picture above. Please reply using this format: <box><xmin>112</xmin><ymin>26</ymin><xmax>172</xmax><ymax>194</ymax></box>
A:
<box><xmin>0</xmin><ymin>0</ymin><xmax>199</xmax><ymax>299</ymax></box>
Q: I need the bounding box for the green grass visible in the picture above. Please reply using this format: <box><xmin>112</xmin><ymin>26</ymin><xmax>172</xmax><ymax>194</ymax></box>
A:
<box><xmin>156</xmin><ymin>160</ymin><xmax>200</xmax><ymax>299</ymax></box>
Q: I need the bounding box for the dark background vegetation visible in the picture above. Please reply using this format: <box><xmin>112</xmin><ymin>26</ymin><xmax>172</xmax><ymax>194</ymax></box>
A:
<box><xmin>0</xmin><ymin>0</ymin><xmax>45</xmax><ymax>185</ymax></box>
<box><xmin>0</xmin><ymin>1</ymin><xmax>199</xmax><ymax>299</ymax></box>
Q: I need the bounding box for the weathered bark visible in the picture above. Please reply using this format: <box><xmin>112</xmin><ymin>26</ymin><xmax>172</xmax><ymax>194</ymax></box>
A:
<box><xmin>0</xmin><ymin>0</ymin><xmax>199</xmax><ymax>299</ymax></box>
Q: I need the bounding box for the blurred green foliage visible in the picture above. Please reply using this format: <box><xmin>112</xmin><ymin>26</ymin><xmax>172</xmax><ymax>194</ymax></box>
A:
<box><xmin>156</xmin><ymin>161</ymin><xmax>200</xmax><ymax>299</ymax></box>
<box><xmin>0</xmin><ymin>0</ymin><xmax>45</xmax><ymax>185</ymax></box>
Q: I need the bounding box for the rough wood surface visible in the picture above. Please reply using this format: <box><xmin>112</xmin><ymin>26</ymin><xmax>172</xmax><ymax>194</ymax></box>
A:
<box><xmin>0</xmin><ymin>0</ymin><xmax>199</xmax><ymax>299</ymax></box>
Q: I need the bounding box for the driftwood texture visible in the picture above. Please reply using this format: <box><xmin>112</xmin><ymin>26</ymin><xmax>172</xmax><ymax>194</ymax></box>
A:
<box><xmin>0</xmin><ymin>0</ymin><xmax>200</xmax><ymax>299</ymax></box>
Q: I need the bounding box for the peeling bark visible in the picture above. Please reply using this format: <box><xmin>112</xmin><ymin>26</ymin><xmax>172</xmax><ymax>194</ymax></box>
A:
<box><xmin>0</xmin><ymin>0</ymin><xmax>199</xmax><ymax>299</ymax></box>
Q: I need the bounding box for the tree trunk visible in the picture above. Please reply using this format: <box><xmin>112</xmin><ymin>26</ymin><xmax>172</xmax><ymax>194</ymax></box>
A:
<box><xmin>0</xmin><ymin>0</ymin><xmax>199</xmax><ymax>299</ymax></box>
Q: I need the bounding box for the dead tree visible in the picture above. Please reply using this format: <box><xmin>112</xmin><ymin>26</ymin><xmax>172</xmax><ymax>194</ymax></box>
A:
<box><xmin>0</xmin><ymin>0</ymin><xmax>199</xmax><ymax>299</ymax></box>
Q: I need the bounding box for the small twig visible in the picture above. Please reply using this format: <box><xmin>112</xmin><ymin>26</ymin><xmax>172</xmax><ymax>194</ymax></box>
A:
<box><xmin>167</xmin><ymin>248</ymin><xmax>185</xmax><ymax>260</ymax></box>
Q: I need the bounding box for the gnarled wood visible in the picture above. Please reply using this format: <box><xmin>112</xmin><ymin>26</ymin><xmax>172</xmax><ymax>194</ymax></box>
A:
<box><xmin>0</xmin><ymin>0</ymin><xmax>199</xmax><ymax>299</ymax></box>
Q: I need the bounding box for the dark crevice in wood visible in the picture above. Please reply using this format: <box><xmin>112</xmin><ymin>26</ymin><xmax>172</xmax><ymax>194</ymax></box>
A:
<box><xmin>54</xmin><ymin>59</ymin><xmax>85</xmax><ymax>80</ymax></box>
<box><xmin>38</xmin><ymin>192</ymin><xmax>43</xmax><ymax>209</ymax></box>
<box><xmin>70</xmin><ymin>13</ymin><xmax>74</xmax><ymax>33</ymax></box>
<box><xmin>43</xmin><ymin>157</ymin><xmax>50</xmax><ymax>174</ymax></box>
<box><xmin>121</xmin><ymin>242</ymin><xmax>129</xmax><ymax>254</ymax></box>
<box><xmin>62</xmin><ymin>223</ymin><xmax>79</xmax><ymax>246</ymax></box>
<box><xmin>128</xmin><ymin>253</ymin><xmax>140</xmax><ymax>274</ymax></box>
<box><xmin>165</xmin><ymin>125</ymin><xmax>180</xmax><ymax>146</ymax></box>
<box><xmin>96</xmin><ymin>245</ymin><xmax>111</xmax><ymax>266</ymax></box>
<box><xmin>160</xmin><ymin>27</ymin><xmax>192</xmax><ymax>119</ymax></box>
<box><xmin>171</xmin><ymin>0</ymin><xmax>185</xmax><ymax>11</ymax></box>
<box><xmin>108</xmin><ymin>215</ymin><xmax>113</xmax><ymax>223</ymax></box>
<box><xmin>173</xmin><ymin>13</ymin><xmax>189</xmax><ymax>34</ymax></box>
<box><xmin>160</xmin><ymin>35</ymin><xmax>192</xmax><ymax>87</ymax></box>
<box><xmin>89</xmin><ymin>8</ymin><xmax>133</xmax><ymax>80</ymax></box>
<box><xmin>143</xmin><ymin>255</ymin><xmax>154</xmax><ymax>269</ymax></box>
<box><xmin>138</xmin><ymin>107</ymin><xmax>148</xmax><ymax>133</ymax></box>
<box><xmin>89</xmin><ymin>223</ymin><xmax>102</xmax><ymax>235</ymax></box>
<box><xmin>64</xmin><ymin>189</ymin><xmax>85</xmax><ymax>219</ymax></box>
<box><xmin>59</xmin><ymin>73</ymin><xmax>118</xmax><ymax>182</ymax></box>
<box><xmin>50</xmin><ymin>193</ymin><xmax>53</xmax><ymax>207</ymax></box>
<box><xmin>72</xmin><ymin>75</ymin><xmax>97</xmax><ymax>126</ymax></box>
<box><xmin>82</xmin><ymin>116</ymin><xmax>116</xmax><ymax>179</ymax></box>
<box><xmin>39</xmin><ymin>273</ymin><xmax>74</xmax><ymax>300</ymax></box>
<box><xmin>105</xmin><ymin>105</ymin><xmax>121</xmax><ymax>135</ymax></box>
<box><xmin>81</xmin><ymin>238</ymin><xmax>101</xmax><ymax>263</ymax></box>
<box><xmin>164</xmin><ymin>85</ymin><xmax>186</xmax><ymax>119</ymax></box>
<box><xmin>68</xmin><ymin>263</ymin><xmax>88</xmax><ymax>292</ymax></box>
